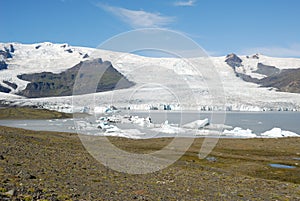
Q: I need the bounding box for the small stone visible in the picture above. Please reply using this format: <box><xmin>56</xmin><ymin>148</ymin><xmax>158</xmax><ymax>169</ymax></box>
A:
<box><xmin>5</xmin><ymin>189</ymin><xmax>14</xmax><ymax>196</ymax></box>
<box><xmin>206</xmin><ymin>156</ymin><xmax>217</xmax><ymax>162</ymax></box>
<box><xmin>29</xmin><ymin>175</ymin><xmax>37</xmax><ymax>179</ymax></box>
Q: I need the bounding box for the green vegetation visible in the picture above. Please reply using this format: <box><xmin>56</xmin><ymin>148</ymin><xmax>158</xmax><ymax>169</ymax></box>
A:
<box><xmin>0</xmin><ymin>107</ymin><xmax>73</xmax><ymax>119</ymax></box>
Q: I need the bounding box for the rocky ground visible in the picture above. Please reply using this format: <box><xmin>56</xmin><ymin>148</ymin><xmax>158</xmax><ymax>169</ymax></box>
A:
<box><xmin>1</xmin><ymin>124</ymin><xmax>300</xmax><ymax>200</ymax></box>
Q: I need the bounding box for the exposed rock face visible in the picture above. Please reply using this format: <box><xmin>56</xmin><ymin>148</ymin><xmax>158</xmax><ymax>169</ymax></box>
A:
<box><xmin>83</xmin><ymin>53</ymin><xmax>89</xmax><ymax>59</ymax></box>
<box><xmin>9</xmin><ymin>44</ymin><xmax>15</xmax><ymax>53</ymax></box>
<box><xmin>224</xmin><ymin>53</ymin><xmax>257</xmax><ymax>82</ymax></box>
<box><xmin>224</xmin><ymin>54</ymin><xmax>300</xmax><ymax>94</ymax></box>
<box><xmin>236</xmin><ymin>73</ymin><xmax>259</xmax><ymax>83</ymax></box>
<box><xmin>252</xmin><ymin>54</ymin><xmax>259</xmax><ymax>59</ymax></box>
<box><xmin>258</xmin><ymin>68</ymin><xmax>300</xmax><ymax>93</ymax></box>
<box><xmin>0</xmin><ymin>45</ymin><xmax>14</xmax><ymax>71</ymax></box>
<box><xmin>3</xmin><ymin>81</ymin><xmax>18</xmax><ymax>90</ymax></box>
<box><xmin>254</xmin><ymin>63</ymin><xmax>280</xmax><ymax>76</ymax></box>
<box><xmin>0</xmin><ymin>84</ymin><xmax>11</xmax><ymax>93</ymax></box>
<box><xmin>17</xmin><ymin>58</ymin><xmax>135</xmax><ymax>98</ymax></box>
<box><xmin>0</xmin><ymin>61</ymin><xmax>8</xmax><ymax>70</ymax></box>
<box><xmin>0</xmin><ymin>49</ymin><xmax>12</xmax><ymax>59</ymax></box>
<box><xmin>65</xmin><ymin>49</ymin><xmax>73</xmax><ymax>53</ymax></box>
<box><xmin>225</xmin><ymin>53</ymin><xmax>243</xmax><ymax>69</ymax></box>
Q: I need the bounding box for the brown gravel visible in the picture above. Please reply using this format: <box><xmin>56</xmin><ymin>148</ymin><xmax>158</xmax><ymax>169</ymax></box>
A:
<box><xmin>1</xmin><ymin>126</ymin><xmax>300</xmax><ymax>200</ymax></box>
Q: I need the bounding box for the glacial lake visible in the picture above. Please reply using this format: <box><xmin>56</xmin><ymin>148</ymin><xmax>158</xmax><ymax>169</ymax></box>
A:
<box><xmin>126</xmin><ymin>111</ymin><xmax>300</xmax><ymax>134</ymax></box>
<box><xmin>0</xmin><ymin>111</ymin><xmax>299</xmax><ymax>138</ymax></box>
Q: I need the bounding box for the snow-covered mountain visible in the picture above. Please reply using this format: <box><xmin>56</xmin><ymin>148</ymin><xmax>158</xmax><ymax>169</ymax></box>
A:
<box><xmin>1</xmin><ymin>42</ymin><xmax>300</xmax><ymax>112</ymax></box>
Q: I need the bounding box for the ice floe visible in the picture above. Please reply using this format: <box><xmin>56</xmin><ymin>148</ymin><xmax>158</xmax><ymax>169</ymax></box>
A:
<box><xmin>261</xmin><ymin>128</ymin><xmax>300</xmax><ymax>138</ymax></box>
<box><xmin>221</xmin><ymin>127</ymin><xmax>300</xmax><ymax>138</ymax></box>
<box><xmin>223</xmin><ymin>127</ymin><xmax>257</xmax><ymax>138</ymax></box>
<box><xmin>151</xmin><ymin>121</ymin><xmax>185</xmax><ymax>134</ymax></box>
<box><xmin>182</xmin><ymin>118</ymin><xmax>209</xmax><ymax>129</ymax></box>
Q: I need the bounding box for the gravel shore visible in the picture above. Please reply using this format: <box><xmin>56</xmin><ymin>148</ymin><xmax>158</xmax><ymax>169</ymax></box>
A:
<box><xmin>1</xmin><ymin>126</ymin><xmax>300</xmax><ymax>200</ymax></box>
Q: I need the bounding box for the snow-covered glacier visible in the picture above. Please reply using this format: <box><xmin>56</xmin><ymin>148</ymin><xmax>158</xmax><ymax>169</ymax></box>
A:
<box><xmin>1</xmin><ymin>42</ymin><xmax>300</xmax><ymax>112</ymax></box>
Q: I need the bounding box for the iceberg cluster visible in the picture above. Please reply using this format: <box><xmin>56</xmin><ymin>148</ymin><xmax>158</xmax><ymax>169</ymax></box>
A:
<box><xmin>73</xmin><ymin>110</ymin><xmax>300</xmax><ymax>139</ymax></box>
<box><xmin>182</xmin><ymin>119</ymin><xmax>209</xmax><ymax>129</ymax></box>
<box><xmin>222</xmin><ymin>127</ymin><xmax>300</xmax><ymax>138</ymax></box>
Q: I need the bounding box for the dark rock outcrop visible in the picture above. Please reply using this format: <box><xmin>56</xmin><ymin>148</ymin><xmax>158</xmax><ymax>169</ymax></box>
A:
<box><xmin>0</xmin><ymin>49</ymin><xmax>12</xmax><ymax>59</ymax></box>
<box><xmin>3</xmin><ymin>80</ymin><xmax>18</xmax><ymax>90</ymax></box>
<box><xmin>9</xmin><ymin>44</ymin><xmax>15</xmax><ymax>53</ymax></box>
<box><xmin>254</xmin><ymin>63</ymin><xmax>280</xmax><ymax>76</ymax></box>
<box><xmin>0</xmin><ymin>61</ymin><xmax>8</xmax><ymax>70</ymax></box>
<box><xmin>65</xmin><ymin>49</ymin><xmax>73</xmax><ymax>53</ymax></box>
<box><xmin>83</xmin><ymin>53</ymin><xmax>89</xmax><ymax>59</ymax></box>
<box><xmin>236</xmin><ymin>72</ymin><xmax>259</xmax><ymax>83</ymax></box>
<box><xmin>17</xmin><ymin>58</ymin><xmax>134</xmax><ymax>98</ymax></box>
<box><xmin>252</xmin><ymin>54</ymin><xmax>259</xmax><ymax>59</ymax></box>
<box><xmin>224</xmin><ymin>54</ymin><xmax>300</xmax><ymax>94</ymax></box>
<box><xmin>0</xmin><ymin>84</ymin><xmax>11</xmax><ymax>93</ymax></box>
<box><xmin>258</xmin><ymin>68</ymin><xmax>300</xmax><ymax>93</ymax></box>
<box><xmin>225</xmin><ymin>53</ymin><xmax>243</xmax><ymax>69</ymax></box>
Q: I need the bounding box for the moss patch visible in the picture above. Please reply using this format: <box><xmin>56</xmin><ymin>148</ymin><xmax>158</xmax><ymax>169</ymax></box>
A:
<box><xmin>0</xmin><ymin>107</ymin><xmax>73</xmax><ymax>120</ymax></box>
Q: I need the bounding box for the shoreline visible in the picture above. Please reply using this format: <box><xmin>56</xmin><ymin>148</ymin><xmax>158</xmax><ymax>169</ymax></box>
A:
<box><xmin>1</xmin><ymin>124</ymin><xmax>300</xmax><ymax>140</ymax></box>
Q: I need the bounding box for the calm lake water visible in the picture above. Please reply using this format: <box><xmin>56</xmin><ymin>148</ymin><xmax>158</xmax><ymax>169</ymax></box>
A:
<box><xmin>126</xmin><ymin>111</ymin><xmax>300</xmax><ymax>134</ymax></box>
<box><xmin>0</xmin><ymin>111</ymin><xmax>299</xmax><ymax>137</ymax></box>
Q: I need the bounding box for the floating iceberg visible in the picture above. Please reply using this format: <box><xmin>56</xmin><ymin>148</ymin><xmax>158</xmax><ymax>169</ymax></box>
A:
<box><xmin>107</xmin><ymin>116</ymin><xmax>122</xmax><ymax>123</ymax></box>
<box><xmin>223</xmin><ymin>127</ymin><xmax>257</xmax><ymax>138</ymax></box>
<box><xmin>128</xmin><ymin>116</ymin><xmax>153</xmax><ymax>128</ymax></box>
<box><xmin>182</xmin><ymin>118</ymin><xmax>209</xmax><ymax>129</ymax></box>
<box><xmin>152</xmin><ymin>121</ymin><xmax>185</xmax><ymax>134</ymax></box>
<box><xmin>105</xmin><ymin>125</ymin><xmax>120</xmax><ymax>133</ymax></box>
<box><xmin>261</xmin><ymin>128</ymin><xmax>300</xmax><ymax>138</ymax></box>
<box><xmin>94</xmin><ymin>106</ymin><xmax>119</xmax><ymax>114</ymax></box>
<box><xmin>94</xmin><ymin>106</ymin><xmax>108</xmax><ymax>114</ymax></box>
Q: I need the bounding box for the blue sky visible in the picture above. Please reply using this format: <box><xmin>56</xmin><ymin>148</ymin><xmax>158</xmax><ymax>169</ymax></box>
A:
<box><xmin>1</xmin><ymin>0</ymin><xmax>300</xmax><ymax>57</ymax></box>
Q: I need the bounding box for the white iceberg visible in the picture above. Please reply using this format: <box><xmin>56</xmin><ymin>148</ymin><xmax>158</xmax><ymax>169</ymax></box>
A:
<box><xmin>102</xmin><ymin>129</ymin><xmax>144</xmax><ymax>139</ymax></box>
<box><xmin>94</xmin><ymin>106</ymin><xmax>108</xmax><ymax>114</ymax></box>
<box><xmin>182</xmin><ymin>118</ymin><xmax>209</xmax><ymax>129</ymax></box>
<box><xmin>129</xmin><ymin>116</ymin><xmax>153</xmax><ymax>128</ymax></box>
<box><xmin>223</xmin><ymin>127</ymin><xmax>257</xmax><ymax>138</ymax></box>
<box><xmin>153</xmin><ymin>121</ymin><xmax>185</xmax><ymax>134</ymax></box>
<box><xmin>105</xmin><ymin>125</ymin><xmax>120</xmax><ymax>133</ymax></box>
<box><xmin>261</xmin><ymin>128</ymin><xmax>300</xmax><ymax>138</ymax></box>
<box><xmin>107</xmin><ymin>116</ymin><xmax>122</xmax><ymax>123</ymax></box>
<box><xmin>94</xmin><ymin>106</ymin><xmax>119</xmax><ymax>114</ymax></box>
